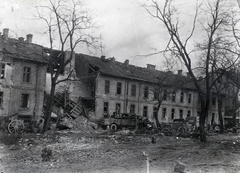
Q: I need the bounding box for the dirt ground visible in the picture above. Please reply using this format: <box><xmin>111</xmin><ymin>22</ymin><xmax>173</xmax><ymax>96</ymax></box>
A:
<box><xmin>0</xmin><ymin>129</ymin><xmax>240</xmax><ymax>173</ymax></box>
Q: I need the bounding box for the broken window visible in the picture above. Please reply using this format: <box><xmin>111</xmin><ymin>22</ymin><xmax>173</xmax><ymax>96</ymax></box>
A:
<box><xmin>21</xmin><ymin>94</ymin><xmax>29</xmax><ymax>108</ymax></box>
<box><xmin>143</xmin><ymin>106</ymin><xmax>148</xmax><ymax>117</ymax></box>
<box><xmin>116</xmin><ymin>82</ymin><xmax>122</xmax><ymax>95</ymax></box>
<box><xmin>0</xmin><ymin>63</ymin><xmax>5</xmax><ymax>79</ymax></box>
<box><xmin>0</xmin><ymin>92</ymin><xmax>3</xmax><ymax>107</ymax></box>
<box><xmin>187</xmin><ymin>110</ymin><xmax>191</xmax><ymax>117</ymax></box>
<box><xmin>131</xmin><ymin>84</ymin><xmax>136</xmax><ymax>97</ymax></box>
<box><xmin>105</xmin><ymin>80</ymin><xmax>110</xmax><ymax>94</ymax></box>
<box><xmin>23</xmin><ymin>67</ymin><xmax>31</xmax><ymax>82</ymax></box>
<box><xmin>130</xmin><ymin>104</ymin><xmax>135</xmax><ymax>114</ymax></box>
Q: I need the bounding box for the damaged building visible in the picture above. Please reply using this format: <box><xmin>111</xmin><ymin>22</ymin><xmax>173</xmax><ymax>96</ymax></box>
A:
<box><xmin>62</xmin><ymin>54</ymin><xmax>226</xmax><ymax>125</ymax></box>
<box><xmin>0</xmin><ymin>28</ymin><xmax>47</xmax><ymax>120</ymax></box>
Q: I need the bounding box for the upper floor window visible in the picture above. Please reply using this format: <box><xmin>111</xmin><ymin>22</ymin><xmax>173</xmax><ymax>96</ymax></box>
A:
<box><xmin>163</xmin><ymin>89</ymin><xmax>167</xmax><ymax>100</ymax></box>
<box><xmin>143</xmin><ymin>106</ymin><xmax>148</xmax><ymax>117</ymax></box>
<box><xmin>154</xmin><ymin>88</ymin><xmax>158</xmax><ymax>99</ymax></box>
<box><xmin>172</xmin><ymin>91</ymin><xmax>176</xmax><ymax>102</ymax></box>
<box><xmin>23</xmin><ymin>67</ymin><xmax>31</xmax><ymax>82</ymax></box>
<box><xmin>0</xmin><ymin>92</ymin><xmax>3</xmax><ymax>107</ymax></box>
<box><xmin>144</xmin><ymin>87</ymin><xmax>149</xmax><ymax>98</ymax></box>
<box><xmin>212</xmin><ymin>97</ymin><xmax>216</xmax><ymax>106</ymax></box>
<box><xmin>105</xmin><ymin>80</ymin><xmax>110</xmax><ymax>94</ymax></box>
<box><xmin>21</xmin><ymin>93</ymin><xmax>29</xmax><ymax>108</ymax></box>
<box><xmin>0</xmin><ymin>63</ymin><xmax>5</xmax><ymax>79</ymax></box>
<box><xmin>130</xmin><ymin>104</ymin><xmax>135</xmax><ymax>114</ymax></box>
<box><xmin>131</xmin><ymin>84</ymin><xmax>136</xmax><ymax>97</ymax></box>
<box><xmin>116</xmin><ymin>82</ymin><xmax>122</xmax><ymax>95</ymax></box>
<box><xmin>188</xmin><ymin>93</ymin><xmax>192</xmax><ymax>103</ymax></box>
<box><xmin>180</xmin><ymin>92</ymin><xmax>184</xmax><ymax>103</ymax></box>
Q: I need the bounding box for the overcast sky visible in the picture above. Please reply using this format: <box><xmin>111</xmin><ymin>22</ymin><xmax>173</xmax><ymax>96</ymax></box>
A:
<box><xmin>0</xmin><ymin>0</ymin><xmax>238</xmax><ymax>71</ymax></box>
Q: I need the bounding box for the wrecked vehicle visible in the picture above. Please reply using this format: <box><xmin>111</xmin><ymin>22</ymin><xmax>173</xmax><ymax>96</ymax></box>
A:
<box><xmin>100</xmin><ymin>113</ymin><xmax>151</xmax><ymax>131</ymax></box>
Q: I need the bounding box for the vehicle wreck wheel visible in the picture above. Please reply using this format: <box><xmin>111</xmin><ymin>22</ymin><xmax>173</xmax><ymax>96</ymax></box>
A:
<box><xmin>110</xmin><ymin>123</ymin><xmax>117</xmax><ymax>131</ymax></box>
<box><xmin>8</xmin><ymin>120</ymin><xmax>25</xmax><ymax>134</ymax></box>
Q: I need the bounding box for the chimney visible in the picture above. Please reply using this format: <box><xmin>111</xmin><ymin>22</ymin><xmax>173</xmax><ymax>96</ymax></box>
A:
<box><xmin>100</xmin><ymin>55</ymin><xmax>106</xmax><ymax>60</ymax></box>
<box><xmin>26</xmin><ymin>34</ymin><xmax>33</xmax><ymax>43</ymax></box>
<box><xmin>18</xmin><ymin>37</ymin><xmax>24</xmax><ymax>42</ymax></box>
<box><xmin>147</xmin><ymin>64</ymin><xmax>156</xmax><ymax>70</ymax></box>
<box><xmin>3</xmin><ymin>28</ymin><xmax>9</xmax><ymax>39</ymax></box>
<box><xmin>178</xmin><ymin>70</ymin><xmax>183</xmax><ymax>76</ymax></box>
<box><xmin>124</xmin><ymin>59</ymin><xmax>129</xmax><ymax>67</ymax></box>
<box><xmin>110</xmin><ymin>57</ymin><xmax>115</xmax><ymax>63</ymax></box>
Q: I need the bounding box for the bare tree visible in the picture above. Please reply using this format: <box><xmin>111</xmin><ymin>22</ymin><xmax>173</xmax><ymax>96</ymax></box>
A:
<box><xmin>143</xmin><ymin>0</ymin><xmax>238</xmax><ymax>141</ymax></box>
<box><xmin>35</xmin><ymin>0</ymin><xmax>98</xmax><ymax>132</ymax></box>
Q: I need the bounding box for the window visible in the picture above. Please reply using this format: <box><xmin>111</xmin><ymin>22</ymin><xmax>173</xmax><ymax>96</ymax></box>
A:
<box><xmin>0</xmin><ymin>92</ymin><xmax>3</xmax><ymax>107</ymax></box>
<box><xmin>180</xmin><ymin>92</ymin><xmax>184</xmax><ymax>103</ymax></box>
<box><xmin>179</xmin><ymin>109</ymin><xmax>183</xmax><ymax>119</ymax></box>
<box><xmin>105</xmin><ymin>80</ymin><xmax>110</xmax><ymax>94</ymax></box>
<box><xmin>143</xmin><ymin>106</ymin><xmax>148</xmax><ymax>117</ymax></box>
<box><xmin>0</xmin><ymin>63</ymin><xmax>5</xmax><ymax>79</ymax></box>
<box><xmin>21</xmin><ymin>94</ymin><xmax>29</xmax><ymax>108</ymax></box>
<box><xmin>211</xmin><ymin>113</ymin><xmax>215</xmax><ymax>125</ymax></box>
<box><xmin>172</xmin><ymin>92</ymin><xmax>176</xmax><ymax>102</ymax></box>
<box><xmin>103</xmin><ymin>102</ymin><xmax>109</xmax><ymax>113</ymax></box>
<box><xmin>115</xmin><ymin>103</ymin><xmax>121</xmax><ymax>114</ymax></box>
<box><xmin>23</xmin><ymin>67</ymin><xmax>31</xmax><ymax>82</ymax></box>
<box><xmin>130</xmin><ymin>104</ymin><xmax>135</xmax><ymax>114</ymax></box>
<box><xmin>153</xmin><ymin>107</ymin><xmax>158</xmax><ymax>117</ymax></box>
<box><xmin>171</xmin><ymin>109</ymin><xmax>175</xmax><ymax>120</ymax></box>
<box><xmin>163</xmin><ymin>90</ymin><xmax>167</xmax><ymax>100</ymax></box>
<box><xmin>116</xmin><ymin>82</ymin><xmax>122</xmax><ymax>95</ymax></box>
<box><xmin>212</xmin><ymin>97</ymin><xmax>216</xmax><ymax>106</ymax></box>
<box><xmin>188</xmin><ymin>93</ymin><xmax>192</xmax><ymax>103</ymax></box>
<box><xmin>131</xmin><ymin>84</ymin><xmax>136</xmax><ymax>97</ymax></box>
<box><xmin>187</xmin><ymin>110</ymin><xmax>191</xmax><ymax>117</ymax></box>
<box><xmin>162</xmin><ymin>108</ymin><xmax>167</xmax><ymax>119</ymax></box>
<box><xmin>144</xmin><ymin>87</ymin><xmax>148</xmax><ymax>98</ymax></box>
<box><xmin>154</xmin><ymin>88</ymin><xmax>158</xmax><ymax>99</ymax></box>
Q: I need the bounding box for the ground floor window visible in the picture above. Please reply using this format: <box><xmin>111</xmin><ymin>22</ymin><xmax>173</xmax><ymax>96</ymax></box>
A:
<box><xmin>21</xmin><ymin>94</ymin><xmax>29</xmax><ymax>108</ymax></box>
<box><xmin>130</xmin><ymin>104</ymin><xmax>135</xmax><ymax>114</ymax></box>
<box><xmin>103</xmin><ymin>102</ymin><xmax>109</xmax><ymax>114</ymax></box>
<box><xmin>115</xmin><ymin>103</ymin><xmax>121</xmax><ymax>114</ymax></box>
<box><xmin>143</xmin><ymin>106</ymin><xmax>148</xmax><ymax>117</ymax></box>
<box><xmin>0</xmin><ymin>92</ymin><xmax>3</xmax><ymax>107</ymax></box>
<box><xmin>187</xmin><ymin>110</ymin><xmax>191</xmax><ymax>117</ymax></box>
<box><xmin>162</xmin><ymin>108</ymin><xmax>167</xmax><ymax>119</ymax></box>
<box><xmin>171</xmin><ymin>109</ymin><xmax>175</xmax><ymax>120</ymax></box>
<box><xmin>179</xmin><ymin>109</ymin><xmax>183</xmax><ymax>119</ymax></box>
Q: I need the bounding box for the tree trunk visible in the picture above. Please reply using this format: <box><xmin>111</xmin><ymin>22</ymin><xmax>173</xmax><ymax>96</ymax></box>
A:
<box><xmin>199</xmin><ymin>100</ymin><xmax>207</xmax><ymax>142</ymax></box>
<box><xmin>42</xmin><ymin>83</ymin><xmax>56</xmax><ymax>133</ymax></box>
<box><xmin>218</xmin><ymin>99</ymin><xmax>224</xmax><ymax>133</ymax></box>
<box><xmin>154</xmin><ymin>106</ymin><xmax>161</xmax><ymax>129</ymax></box>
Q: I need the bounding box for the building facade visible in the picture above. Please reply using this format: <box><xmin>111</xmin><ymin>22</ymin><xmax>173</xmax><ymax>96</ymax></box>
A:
<box><xmin>68</xmin><ymin>54</ymin><xmax>224</xmax><ymax>125</ymax></box>
<box><xmin>0</xmin><ymin>28</ymin><xmax>47</xmax><ymax>119</ymax></box>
